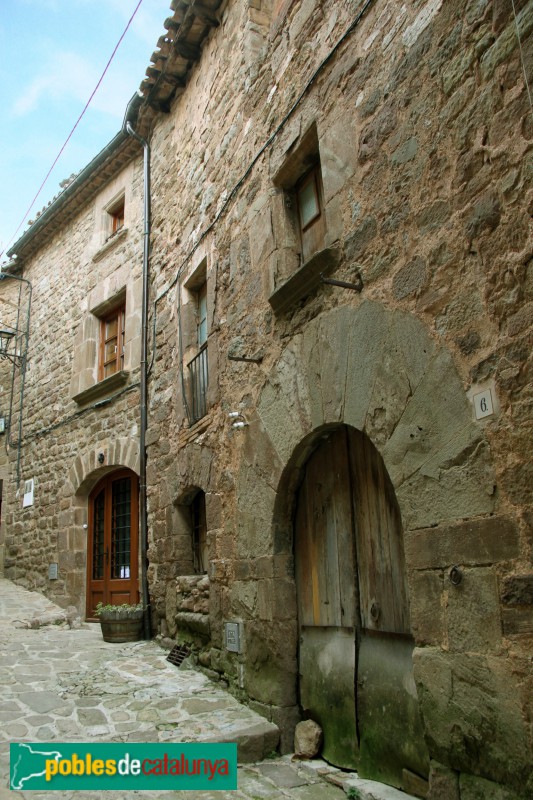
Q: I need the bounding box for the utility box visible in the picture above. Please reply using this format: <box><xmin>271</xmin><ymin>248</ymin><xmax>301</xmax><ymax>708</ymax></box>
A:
<box><xmin>225</xmin><ymin>622</ymin><xmax>241</xmax><ymax>653</ymax></box>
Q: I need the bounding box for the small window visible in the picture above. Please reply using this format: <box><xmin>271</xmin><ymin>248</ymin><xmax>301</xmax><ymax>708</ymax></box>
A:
<box><xmin>197</xmin><ymin>283</ymin><xmax>208</xmax><ymax>348</ymax></box>
<box><xmin>294</xmin><ymin>164</ymin><xmax>325</xmax><ymax>262</ymax></box>
<box><xmin>297</xmin><ymin>168</ymin><xmax>321</xmax><ymax>230</ymax></box>
<box><xmin>191</xmin><ymin>491</ymin><xmax>208</xmax><ymax>574</ymax></box>
<box><xmin>111</xmin><ymin>202</ymin><xmax>124</xmax><ymax>234</ymax></box>
<box><xmin>187</xmin><ymin>282</ymin><xmax>209</xmax><ymax>423</ymax></box>
<box><xmin>106</xmin><ymin>196</ymin><xmax>125</xmax><ymax>239</ymax></box>
<box><xmin>99</xmin><ymin>304</ymin><xmax>125</xmax><ymax>380</ymax></box>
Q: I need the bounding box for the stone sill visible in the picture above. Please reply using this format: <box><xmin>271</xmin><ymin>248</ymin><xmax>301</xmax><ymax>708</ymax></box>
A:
<box><xmin>268</xmin><ymin>246</ymin><xmax>341</xmax><ymax>315</ymax></box>
<box><xmin>92</xmin><ymin>227</ymin><xmax>128</xmax><ymax>262</ymax></box>
<box><xmin>72</xmin><ymin>370</ymin><xmax>130</xmax><ymax>406</ymax></box>
<box><xmin>178</xmin><ymin>411</ymin><xmax>213</xmax><ymax>447</ymax></box>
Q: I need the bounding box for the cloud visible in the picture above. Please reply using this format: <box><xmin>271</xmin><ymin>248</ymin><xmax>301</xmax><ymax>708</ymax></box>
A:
<box><xmin>12</xmin><ymin>50</ymin><xmax>100</xmax><ymax>117</ymax></box>
<box><xmin>11</xmin><ymin>0</ymin><xmax>169</xmax><ymax>120</ymax></box>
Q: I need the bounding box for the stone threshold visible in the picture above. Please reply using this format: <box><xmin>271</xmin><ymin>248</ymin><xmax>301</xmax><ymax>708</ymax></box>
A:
<box><xmin>299</xmin><ymin>759</ymin><xmax>420</xmax><ymax>800</ymax></box>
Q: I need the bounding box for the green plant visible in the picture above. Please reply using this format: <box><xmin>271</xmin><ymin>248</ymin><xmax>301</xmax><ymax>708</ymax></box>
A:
<box><xmin>346</xmin><ymin>788</ymin><xmax>361</xmax><ymax>800</ymax></box>
<box><xmin>94</xmin><ymin>602</ymin><xmax>143</xmax><ymax>619</ymax></box>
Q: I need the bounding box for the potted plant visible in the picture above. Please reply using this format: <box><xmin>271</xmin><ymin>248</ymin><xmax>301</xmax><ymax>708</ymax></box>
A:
<box><xmin>95</xmin><ymin>602</ymin><xmax>144</xmax><ymax>643</ymax></box>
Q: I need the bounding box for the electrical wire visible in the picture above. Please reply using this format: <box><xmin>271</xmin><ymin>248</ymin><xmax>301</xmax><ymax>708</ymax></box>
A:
<box><xmin>156</xmin><ymin>0</ymin><xmax>376</xmax><ymax>306</ymax></box>
<box><xmin>0</xmin><ymin>0</ymin><xmax>146</xmax><ymax>260</ymax></box>
<box><xmin>148</xmin><ymin>0</ymin><xmax>376</xmax><ymax>376</ymax></box>
<box><xmin>511</xmin><ymin>0</ymin><xmax>533</xmax><ymax>117</ymax></box>
<box><xmin>14</xmin><ymin>0</ymin><xmax>377</xmax><ymax>446</ymax></box>
<box><xmin>9</xmin><ymin>382</ymin><xmax>140</xmax><ymax>446</ymax></box>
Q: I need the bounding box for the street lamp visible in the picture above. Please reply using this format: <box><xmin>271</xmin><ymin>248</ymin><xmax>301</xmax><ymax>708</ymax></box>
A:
<box><xmin>0</xmin><ymin>326</ymin><xmax>17</xmax><ymax>363</ymax></box>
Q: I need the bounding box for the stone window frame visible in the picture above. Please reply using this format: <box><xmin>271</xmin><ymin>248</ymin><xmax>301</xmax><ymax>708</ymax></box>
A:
<box><xmin>269</xmin><ymin>123</ymin><xmax>340</xmax><ymax>315</ymax></box>
<box><xmin>72</xmin><ymin>285</ymin><xmax>132</xmax><ymax>406</ymax></box>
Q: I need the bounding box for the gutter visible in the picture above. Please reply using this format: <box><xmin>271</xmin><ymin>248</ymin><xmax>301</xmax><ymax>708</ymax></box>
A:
<box><xmin>123</xmin><ymin>93</ymin><xmax>152</xmax><ymax>640</ymax></box>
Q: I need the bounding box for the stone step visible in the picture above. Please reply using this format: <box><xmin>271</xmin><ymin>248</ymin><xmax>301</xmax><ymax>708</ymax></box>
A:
<box><xmin>203</xmin><ymin>718</ymin><xmax>280</xmax><ymax>763</ymax></box>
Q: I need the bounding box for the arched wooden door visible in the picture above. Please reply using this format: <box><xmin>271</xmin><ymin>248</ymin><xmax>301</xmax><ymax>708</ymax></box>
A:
<box><xmin>295</xmin><ymin>427</ymin><xmax>429</xmax><ymax>794</ymax></box>
<box><xmin>86</xmin><ymin>470</ymin><xmax>139</xmax><ymax>619</ymax></box>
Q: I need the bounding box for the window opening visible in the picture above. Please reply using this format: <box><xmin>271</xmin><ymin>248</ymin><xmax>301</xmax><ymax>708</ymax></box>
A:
<box><xmin>187</xmin><ymin>282</ymin><xmax>208</xmax><ymax>423</ymax></box>
<box><xmin>191</xmin><ymin>491</ymin><xmax>207</xmax><ymax>574</ymax></box>
<box><xmin>297</xmin><ymin>168</ymin><xmax>321</xmax><ymax>230</ymax></box>
<box><xmin>107</xmin><ymin>197</ymin><xmax>125</xmax><ymax>237</ymax></box>
<box><xmin>99</xmin><ymin>304</ymin><xmax>125</xmax><ymax>380</ymax></box>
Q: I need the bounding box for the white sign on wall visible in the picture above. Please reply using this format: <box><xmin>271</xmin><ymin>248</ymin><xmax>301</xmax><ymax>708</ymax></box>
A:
<box><xmin>473</xmin><ymin>389</ymin><xmax>494</xmax><ymax>420</ymax></box>
<box><xmin>22</xmin><ymin>478</ymin><xmax>34</xmax><ymax>507</ymax></box>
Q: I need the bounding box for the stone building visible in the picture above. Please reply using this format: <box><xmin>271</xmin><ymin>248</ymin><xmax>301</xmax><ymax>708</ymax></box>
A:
<box><xmin>2</xmin><ymin>133</ymin><xmax>147</xmax><ymax>617</ymax></box>
<box><xmin>2</xmin><ymin>0</ymin><xmax>533</xmax><ymax>798</ymax></box>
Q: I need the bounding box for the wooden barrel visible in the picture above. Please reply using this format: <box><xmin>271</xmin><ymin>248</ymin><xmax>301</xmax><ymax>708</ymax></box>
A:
<box><xmin>100</xmin><ymin>617</ymin><xmax>143</xmax><ymax>643</ymax></box>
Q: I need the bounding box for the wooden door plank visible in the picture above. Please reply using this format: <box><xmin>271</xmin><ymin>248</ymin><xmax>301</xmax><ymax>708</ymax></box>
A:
<box><xmin>349</xmin><ymin>428</ymin><xmax>410</xmax><ymax>634</ymax></box>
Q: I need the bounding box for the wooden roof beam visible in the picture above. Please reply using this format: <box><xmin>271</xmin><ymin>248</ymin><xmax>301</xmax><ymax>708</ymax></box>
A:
<box><xmin>173</xmin><ymin>39</ymin><xmax>201</xmax><ymax>60</ymax></box>
<box><xmin>191</xmin><ymin>1</ymin><xmax>220</xmax><ymax>27</ymax></box>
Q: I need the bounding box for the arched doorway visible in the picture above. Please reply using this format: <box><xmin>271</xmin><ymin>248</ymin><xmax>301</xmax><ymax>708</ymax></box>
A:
<box><xmin>295</xmin><ymin>426</ymin><xmax>429</xmax><ymax>791</ymax></box>
<box><xmin>86</xmin><ymin>469</ymin><xmax>139</xmax><ymax>619</ymax></box>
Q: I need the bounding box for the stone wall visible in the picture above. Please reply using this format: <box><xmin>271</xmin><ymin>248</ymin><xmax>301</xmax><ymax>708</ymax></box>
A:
<box><xmin>144</xmin><ymin>0</ymin><xmax>533</xmax><ymax>794</ymax></box>
<box><xmin>2</xmin><ymin>156</ymin><xmax>144</xmax><ymax>611</ymax></box>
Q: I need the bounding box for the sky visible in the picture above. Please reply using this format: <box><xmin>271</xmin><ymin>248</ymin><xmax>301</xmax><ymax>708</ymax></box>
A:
<box><xmin>0</xmin><ymin>0</ymin><xmax>172</xmax><ymax>261</ymax></box>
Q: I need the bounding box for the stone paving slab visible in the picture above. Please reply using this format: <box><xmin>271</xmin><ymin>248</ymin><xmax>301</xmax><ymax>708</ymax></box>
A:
<box><xmin>0</xmin><ymin>578</ymin><xmax>417</xmax><ymax>800</ymax></box>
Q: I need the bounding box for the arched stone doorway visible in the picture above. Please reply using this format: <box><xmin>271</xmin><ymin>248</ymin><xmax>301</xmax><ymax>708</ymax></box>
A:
<box><xmin>294</xmin><ymin>424</ymin><xmax>429</xmax><ymax>788</ymax></box>
<box><xmin>235</xmin><ymin>300</ymin><xmax>496</xmax><ymax>780</ymax></box>
<box><xmin>86</xmin><ymin>469</ymin><xmax>139</xmax><ymax>619</ymax></box>
<box><xmin>67</xmin><ymin>438</ymin><xmax>140</xmax><ymax>619</ymax></box>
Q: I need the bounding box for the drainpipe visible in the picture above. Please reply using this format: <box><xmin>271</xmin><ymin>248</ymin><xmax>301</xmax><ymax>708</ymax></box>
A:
<box><xmin>0</xmin><ymin>269</ymin><xmax>32</xmax><ymax>490</ymax></box>
<box><xmin>123</xmin><ymin>110</ymin><xmax>151</xmax><ymax>640</ymax></box>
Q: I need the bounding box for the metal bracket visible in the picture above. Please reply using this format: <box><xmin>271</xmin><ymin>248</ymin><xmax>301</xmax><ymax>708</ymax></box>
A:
<box><xmin>320</xmin><ymin>270</ymin><xmax>363</xmax><ymax>293</ymax></box>
<box><xmin>449</xmin><ymin>565</ymin><xmax>463</xmax><ymax>586</ymax></box>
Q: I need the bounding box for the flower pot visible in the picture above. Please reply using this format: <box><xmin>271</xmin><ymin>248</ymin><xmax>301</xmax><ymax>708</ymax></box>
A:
<box><xmin>99</xmin><ymin>615</ymin><xmax>143</xmax><ymax>643</ymax></box>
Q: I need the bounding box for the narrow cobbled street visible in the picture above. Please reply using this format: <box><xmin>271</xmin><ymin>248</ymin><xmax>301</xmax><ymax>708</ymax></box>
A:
<box><xmin>0</xmin><ymin>578</ymin><xmax>409</xmax><ymax>800</ymax></box>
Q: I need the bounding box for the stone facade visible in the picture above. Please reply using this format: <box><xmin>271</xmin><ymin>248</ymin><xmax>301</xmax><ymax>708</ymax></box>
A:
<box><xmin>2</xmin><ymin>145</ymin><xmax>145</xmax><ymax>610</ymax></box>
<box><xmin>1</xmin><ymin>0</ymin><xmax>532</xmax><ymax>797</ymax></box>
<box><xmin>142</xmin><ymin>0</ymin><xmax>533</xmax><ymax>795</ymax></box>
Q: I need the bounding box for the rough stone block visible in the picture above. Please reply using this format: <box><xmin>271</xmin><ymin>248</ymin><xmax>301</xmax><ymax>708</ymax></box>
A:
<box><xmin>392</xmin><ymin>256</ymin><xmax>427</xmax><ymax>300</ymax></box>
<box><xmin>502</xmin><ymin>607</ymin><xmax>533</xmax><ymax>635</ymax></box>
<box><xmin>405</xmin><ymin>516</ymin><xmax>520</xmax><ymax>569</ymax></box>
<box><xmin>408</xmin><ymin>570</ymin><xmax>445</xmax><ymax>646</ymax></box>
<box><xmin>446</xmin><ymin>568</ymin><xmax>502</xmax><ymax>653</ymax></box>
<box><xmin>500</xmin><ymin>573</ymin><xmax>533</xmax><ymax>605</ymax></box>
<box><xmin>294</xmin><ymin>719</ymin><xmax>323</xmax><ymax>758</ymax></box>
<box><xmin>459</xmin><ymin>772</ymin><xmax>523</xmax><ymax>800</ymax></box>
<box><xmin>270</xmin><ymin>704</ymin><xmax>301</xmax><ymax>754</ymax></box>
<box><xmin>344</xmin><ymin>301</ymin><xmax>388</xmax><ymax>431</ymax></box>
<box><xmin>428</xmin><ymin>760</ymin><xmax>460</xmax><ymax>800</ymax></box>
<box><xmin>414</xmin><ymin>649</ymin><xmax>530</xmax><ymax>792</ymax></box>
<box><xmin>383</xmin><ymin>348</ymin><xmax>476</xmax><ymax>486</ymax></box>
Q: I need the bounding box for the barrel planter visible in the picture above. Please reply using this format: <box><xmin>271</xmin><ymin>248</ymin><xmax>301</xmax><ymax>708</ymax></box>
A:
<box><xmin>95</xmin><ymin>603</ymin><xmax>144</xmax><ymax>643</ymax></box>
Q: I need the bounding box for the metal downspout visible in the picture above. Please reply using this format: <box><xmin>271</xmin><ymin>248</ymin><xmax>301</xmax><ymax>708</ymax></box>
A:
<box><xmin>124</xmin><ymin>120</ymin><xmax>151</xmax><ymax>640</ymax></box>
<box><xmin>0</xmin><ymin>271</ymin><xmax>32</xmax><ymax>489</ymax></box>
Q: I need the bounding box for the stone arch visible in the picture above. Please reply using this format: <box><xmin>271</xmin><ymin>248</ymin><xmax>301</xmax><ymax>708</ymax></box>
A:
<box><xmin>233</xmin><ymin>299</ymin><xmax>496</xmax><ymax>746</ymax></box>
<box><xmin>68</xmin><ymin>437</ymin><xmax>140</xmax><ymax>497</ymax></box>
<box><xmin>238</xmin><ymin>300</ymin><xmax>495</xmax><ymax>560</ymax></box>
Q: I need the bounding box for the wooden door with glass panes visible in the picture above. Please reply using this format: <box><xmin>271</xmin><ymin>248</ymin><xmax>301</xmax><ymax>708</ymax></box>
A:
<box><xmin>86</xmin><ymin>470</ymin><xmax>139</xmax><ymax>619</ymax></box>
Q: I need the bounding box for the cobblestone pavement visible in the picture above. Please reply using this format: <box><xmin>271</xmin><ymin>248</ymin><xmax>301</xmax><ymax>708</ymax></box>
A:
<box><xmin>0</xmin><ymin>578</ymin><xmax>412</xmax><ymax>800</ymax></box>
